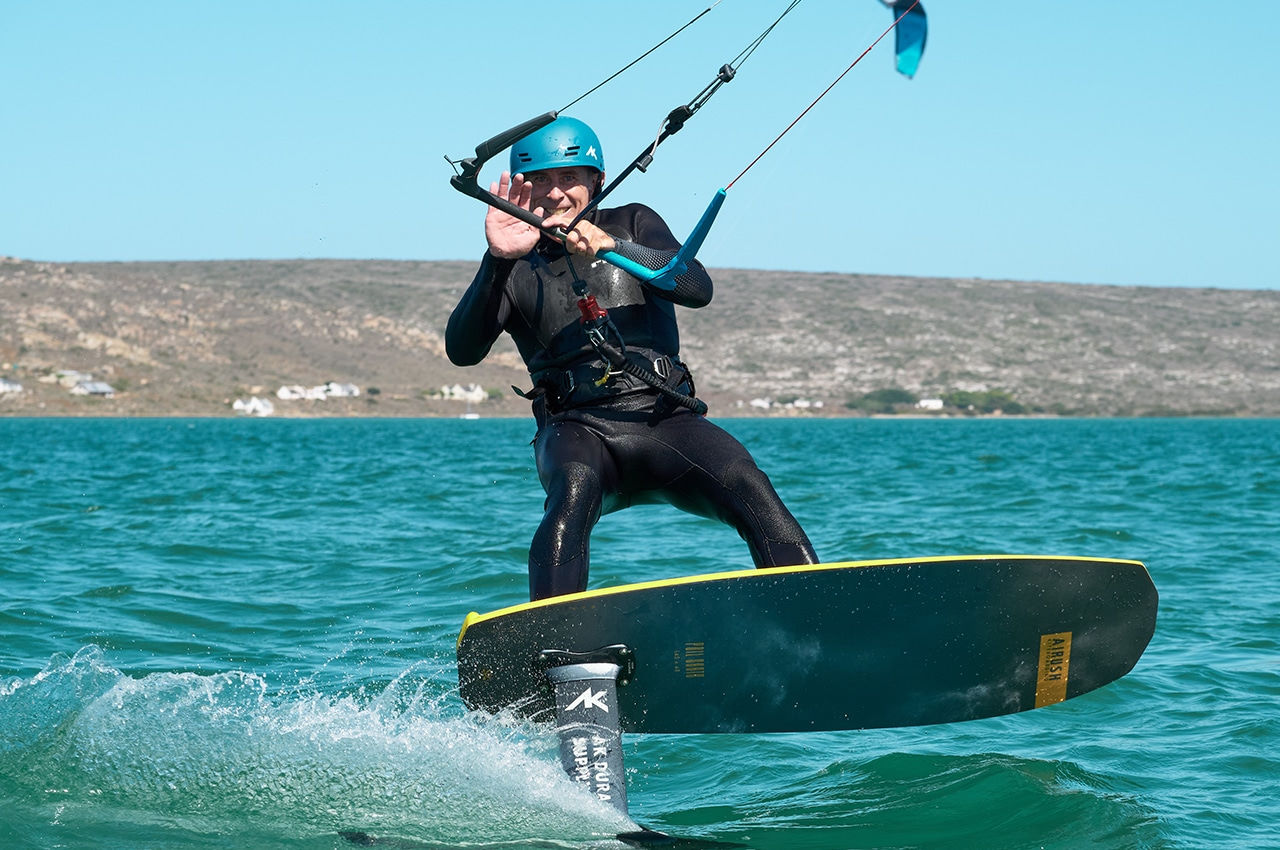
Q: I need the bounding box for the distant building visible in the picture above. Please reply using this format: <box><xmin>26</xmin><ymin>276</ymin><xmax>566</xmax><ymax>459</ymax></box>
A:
<box><xmin>277</xmin><ymin>382</ymin><xmax>361</xmax><ymax>401</ymax></box>
<box><xmin>277</xmin><ymin>384</ymin><xmax>326</xmax><ymax>400</ymax></box>
<box><xmin>232</xmin><ymin>396</ymin><xmax>276</xmax><ymax>417</ymax></box>
<box><xmin>70</xmin><ymin>380</ymin><xmax>115</xmax><ymax>398</ymax></box>
<box><xmin>0</xmin><ymin>378</ymin><xmax>21</xmax><ymax>394</ymax></box>
<box><xmin>441</xmin><ymin>383</ymin><xmax>487</xmax><ymax>403</ymax></box>
<box><xmin>323</xmin><ymin>382</ymin><xmax>360</xmax><ymax>398</ymax></box>
<box><xmin>916</xmin><ymin>398</ymin><xmax>944</xmax><ymax>411</ymax></box>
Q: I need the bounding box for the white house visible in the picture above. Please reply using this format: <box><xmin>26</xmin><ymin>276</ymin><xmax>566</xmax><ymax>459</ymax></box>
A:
<box><xmin>0</xmin><ymin>378</ymin><xmax>22</xmax><ymax>394</ymax></box>
<box><xmin>916</xmin><ymin>398</ymin><xmax>944</xmax><ymax>411</ymax></box>
<box><xmin>277</xmin><ymin>382</ymin><xmax>359</xmax><ymax>401</ymax></box>
<box><xmin>70</xmin><ymin>380</ymin><xmax>115</xmax><ymax>397</ymax></box>
<box><xmin>441</xmin><ymin>383</ymin><xmax>487</xmax><ymax>403</ymax></box>
<box><xmin>277</xmin><ymin>384</ymin><xmax>327</xmax><ymax>400</ymax></box>
<box><xmin>323</xmin><ymin>382</ymin><xmax>360</xmax><ymax>398</ymax></box>
<box><xmin>232</xmin><ymin>396</ymin><xmax>276</xmax><ymax>416</ymax></box>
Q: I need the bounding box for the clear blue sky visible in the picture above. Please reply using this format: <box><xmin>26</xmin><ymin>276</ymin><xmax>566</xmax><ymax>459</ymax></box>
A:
<box><xmin>4</xmin><ymin>1</ymin><xmax>1277</xmax><ymax>289</ymax></box>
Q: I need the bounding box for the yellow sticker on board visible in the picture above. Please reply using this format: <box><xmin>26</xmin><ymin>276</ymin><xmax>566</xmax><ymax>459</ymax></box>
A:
<box><xmin>684</xmin><ymin>642</ymin><xmax>705</xmax><ymax>678</ymax></box>
<box><xmin>1035</xmin><ymin>631</ymin><xmax>1072</xmax><ymax>707</ymax></box>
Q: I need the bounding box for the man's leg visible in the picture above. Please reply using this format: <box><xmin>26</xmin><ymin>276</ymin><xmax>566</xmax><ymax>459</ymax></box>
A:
<box><xmin>529</xmin><ymin>420</ymin><xmax>618</xmax><ymax>600</ymax></box>
<box><xmin>615</xmin><ymin>413</ymin><xmax>818</xmax><ymax>568</ymax></box>
<box><xmin>702</xmin><ymin>453</ymin><xmax>818</xmax><ymax>568</ymax></box>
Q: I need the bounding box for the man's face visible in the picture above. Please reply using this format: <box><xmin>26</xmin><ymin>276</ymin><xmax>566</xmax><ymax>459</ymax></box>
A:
<box><xmin>525</xmin><ymin>166</ymin><xmax>600</xmax><ymax>220</ymax></box>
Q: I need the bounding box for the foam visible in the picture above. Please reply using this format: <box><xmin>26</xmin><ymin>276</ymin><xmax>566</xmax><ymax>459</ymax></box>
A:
<box><xmin>1</xmin><ymin>646</ymin><xmax>635</xmax><ymax>844</ymax></box>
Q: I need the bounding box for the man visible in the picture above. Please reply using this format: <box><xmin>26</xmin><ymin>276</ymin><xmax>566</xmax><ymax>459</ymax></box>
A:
<box><xmin>446</xmin><ymin>116</ymin><xmax>817</xmax><ymax>600</ymax></box>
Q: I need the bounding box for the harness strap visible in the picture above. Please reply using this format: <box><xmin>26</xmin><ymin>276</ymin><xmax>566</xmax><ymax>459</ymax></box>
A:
<box><xmin>522</xmin><ymin>347</ymin><xmax>703</xmax><ymax>415</ymax></box>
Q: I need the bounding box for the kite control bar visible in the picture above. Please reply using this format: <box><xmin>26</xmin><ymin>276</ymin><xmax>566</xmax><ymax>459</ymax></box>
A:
<box><xmin>447</xmin><ymin>110</ymin><xmax>560</xmax><ymax>228</ymax></box>
<box><xmin>447</xmin><ymin>111</ymin><xmax>727</xmax><ymax>290</ymax></box>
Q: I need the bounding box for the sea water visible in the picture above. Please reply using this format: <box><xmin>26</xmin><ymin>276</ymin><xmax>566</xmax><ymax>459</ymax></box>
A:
<box><xmin>1</xmin><ymin>417</ymin><xmax>1277</xmax><ymax>849</ymax></box>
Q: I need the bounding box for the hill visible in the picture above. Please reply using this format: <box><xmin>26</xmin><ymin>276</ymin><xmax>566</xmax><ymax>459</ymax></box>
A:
<box><xmin>2</xmin><ymin>256</ymin><xmax>1276</xmax><ymax>417</ymax></box>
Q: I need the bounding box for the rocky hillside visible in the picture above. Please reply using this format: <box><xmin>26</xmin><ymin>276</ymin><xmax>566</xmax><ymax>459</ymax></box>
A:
<box><xmin>2</xmin><ymin>256</ymin><xmax>1276</xmax><ymax>417</ymax></box>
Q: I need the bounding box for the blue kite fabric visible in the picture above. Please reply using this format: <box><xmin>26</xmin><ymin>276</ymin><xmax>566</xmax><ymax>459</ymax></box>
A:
<box><xmin>886</xmin><ymin>0</ymin><xmax>927</xmax><ymax>78</ymax></box>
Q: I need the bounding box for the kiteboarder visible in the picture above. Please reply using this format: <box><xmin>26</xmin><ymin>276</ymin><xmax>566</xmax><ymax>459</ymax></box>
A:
<box><xmin>446</xmin><ymin>116</ymin><xmax>818</xmax><ymax>600</ymax></box>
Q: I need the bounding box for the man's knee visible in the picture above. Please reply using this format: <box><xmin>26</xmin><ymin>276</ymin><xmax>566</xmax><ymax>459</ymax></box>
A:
<box><xmin>547</xmin><ymin>461</ymin><xmax>604</xmax><ymax>511</ymax></box>
<box><xmin>718</xmin><ymin>457</ymin><xmax>817</xmax><ymax>563</ymax></box>
<box><xmin>720</xmin><ymin>456</ymin><xmax>775</xmax><ymax>501</ymax></box>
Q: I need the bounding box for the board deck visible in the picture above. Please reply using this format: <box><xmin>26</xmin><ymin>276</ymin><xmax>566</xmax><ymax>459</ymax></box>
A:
<box><xmin>456</xmin><ymin>555</ymin><xmax>1158</xmax><ymax>734</ymax></box>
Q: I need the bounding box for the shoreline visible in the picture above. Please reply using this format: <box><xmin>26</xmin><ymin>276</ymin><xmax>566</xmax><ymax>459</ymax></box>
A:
<box><xmin>3</xmin><ymin>408</ymin><xmax>1272</xmax><ymax>422</ymax></box>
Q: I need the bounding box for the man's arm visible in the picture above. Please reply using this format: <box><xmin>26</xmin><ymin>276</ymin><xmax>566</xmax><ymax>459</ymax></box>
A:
<box><xmin>445</xmin><ymin>252</ymin><xmax>516</xmax><ymax>366</ymax></box>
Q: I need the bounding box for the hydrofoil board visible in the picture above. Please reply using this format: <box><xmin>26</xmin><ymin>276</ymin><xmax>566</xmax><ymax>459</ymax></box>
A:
<box><xmin>456</xmin><ymin>555</ymin><xmax>1157</xmax><ymax>733</ymax></box>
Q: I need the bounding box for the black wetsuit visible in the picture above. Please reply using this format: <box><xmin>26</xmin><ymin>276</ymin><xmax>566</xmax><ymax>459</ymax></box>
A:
<box><xmin>446</xmin><ymin>202</ymin><xmax>817</xmax><ymax>600</ymax></box>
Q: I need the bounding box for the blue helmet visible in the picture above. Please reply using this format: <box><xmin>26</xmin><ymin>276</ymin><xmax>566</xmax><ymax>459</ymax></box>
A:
<box><xmin>509</xmin><ymin>116</ymin><xmax>604</xmax><ymax>175</ymax></box>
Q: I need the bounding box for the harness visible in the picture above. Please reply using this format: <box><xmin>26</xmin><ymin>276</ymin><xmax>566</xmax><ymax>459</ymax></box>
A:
<box><xmin>514</xmin><ymin>249</ymin><xmax>704</xmax><ymax>416</ymax></box>
<box><xmin>521</xmin><ymin>347</ymin><xmax>696</xmax><ymax>415</ymax></box>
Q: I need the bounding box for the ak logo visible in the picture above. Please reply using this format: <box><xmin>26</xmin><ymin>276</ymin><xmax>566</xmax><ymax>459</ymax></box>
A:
<box><xmin>566</xmin><ymin>686</ymin><xmax>609</xmax><ymax>713</ymax></box>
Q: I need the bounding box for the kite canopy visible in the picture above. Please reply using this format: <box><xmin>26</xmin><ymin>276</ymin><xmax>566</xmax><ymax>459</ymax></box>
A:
<box><xmin>886</xmin><ymin>0</ymin><xmax>927</xmax><ymax>78</ymax></box>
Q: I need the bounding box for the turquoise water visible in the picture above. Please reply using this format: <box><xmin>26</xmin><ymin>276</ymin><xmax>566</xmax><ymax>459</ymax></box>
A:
<box><xmin>2</xmin><ymin>417</ymin><xmax>1277</xmax><ymax>849</ymax></box>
